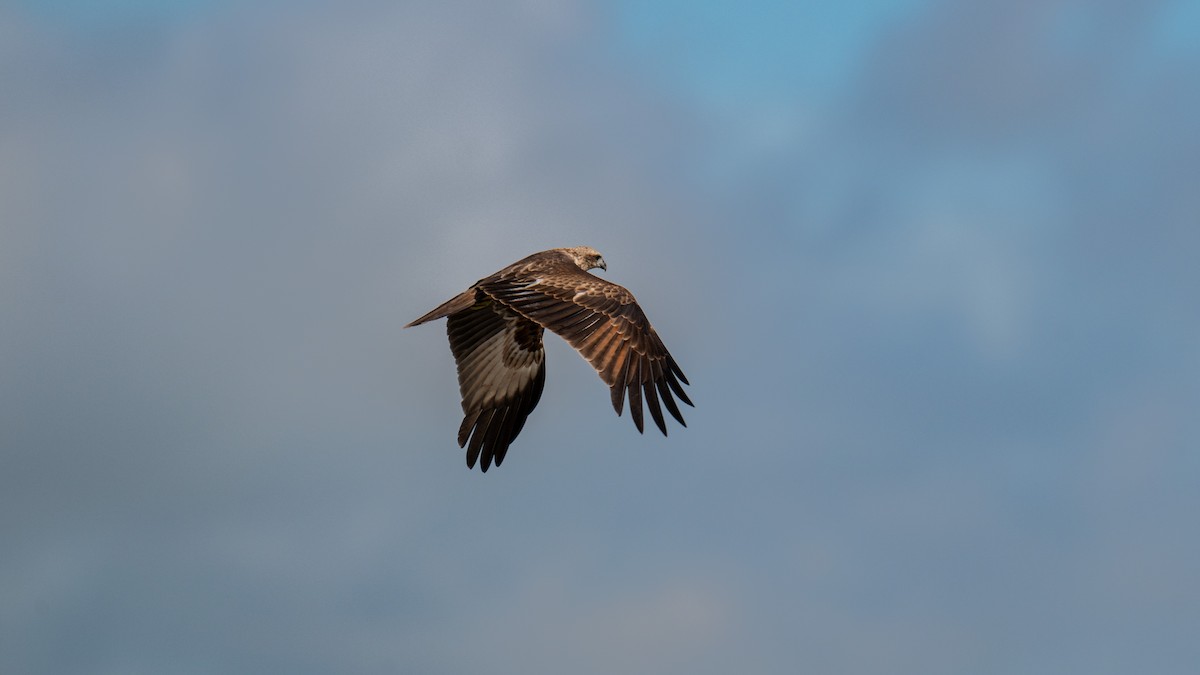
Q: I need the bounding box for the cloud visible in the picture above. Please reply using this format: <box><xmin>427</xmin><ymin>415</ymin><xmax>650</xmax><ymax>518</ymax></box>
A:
<box><xmin>0</xmin><ymin>2</ymin><xmax>719</xmax><ymax>673</ymax></box>
<box><xmin>3</xmin><ymin>1</ymin><xmax>1198</xmax><ymax>674</ymax></box>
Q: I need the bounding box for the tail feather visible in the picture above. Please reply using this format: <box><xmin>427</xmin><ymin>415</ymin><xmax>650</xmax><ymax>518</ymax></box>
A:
<box><xmin>405</xmin><ymin>290</ymin><xmax>477</xmax><ymax>328</ymax></box>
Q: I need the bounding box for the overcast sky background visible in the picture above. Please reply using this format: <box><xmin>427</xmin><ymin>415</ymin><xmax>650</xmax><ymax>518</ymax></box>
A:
<box><xmin>3</xmin><ymin>1</ymin><xmax>1198</xmax><ymax>673</ymax></box>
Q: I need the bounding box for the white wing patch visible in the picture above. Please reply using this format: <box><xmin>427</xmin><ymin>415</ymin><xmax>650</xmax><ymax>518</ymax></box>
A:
<box><xmin>458</xmin><ymin>322</ymin><xmax>542</xmax><ymax>409</ymax></box>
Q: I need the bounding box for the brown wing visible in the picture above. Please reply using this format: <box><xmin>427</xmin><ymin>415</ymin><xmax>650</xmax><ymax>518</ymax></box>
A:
<box><xmin>445</xmin><ymin>297</ymin><xmax>546</xmax><ymax>471</ymax></box>
<box><xmin>479</xmin><ymin>271</ymin><xmax>691</xmax><ymax>436</ymax></box>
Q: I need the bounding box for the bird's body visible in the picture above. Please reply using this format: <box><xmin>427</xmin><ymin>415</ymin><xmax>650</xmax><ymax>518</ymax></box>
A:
<box><xmin>406</xmin><ymin>246</ymin><xmax>691</xmax><ymax>471</ymax></box>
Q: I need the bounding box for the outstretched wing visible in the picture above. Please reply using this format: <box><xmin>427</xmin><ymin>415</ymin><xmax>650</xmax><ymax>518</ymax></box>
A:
<box><xmin>480</xmin><ymin>270</ymin><xmax>691</xmax><ymax>436</ymax></box>
<box><xmin>446</xmin><ymin>298</ymin><xmax>546</xmax><ymax>471</ymax></box>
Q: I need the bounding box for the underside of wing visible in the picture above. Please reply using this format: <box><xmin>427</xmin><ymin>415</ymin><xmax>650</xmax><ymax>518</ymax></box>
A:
<box><xmin>446</xmin><ymin>297</ymin><xmax>546</xmax><ymax>471</ymax></box>
<box><xmin>480</xmin><ymin>272</ymin><xmax>691</xmax><ymax>436</ymax></box>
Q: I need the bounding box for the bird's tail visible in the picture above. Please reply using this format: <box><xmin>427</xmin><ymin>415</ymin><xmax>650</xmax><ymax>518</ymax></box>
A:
<box><xmin>404</xmin><ymin>290</ymin><xmax>477</xmax><ymax>328</ymax></box>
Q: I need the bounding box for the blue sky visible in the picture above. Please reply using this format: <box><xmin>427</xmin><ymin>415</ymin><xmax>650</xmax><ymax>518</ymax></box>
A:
<box><xmin>3</xmin><ymin>1</ymin><xmax>1198</xmax><ymax>674</ymax></box>
<box><xmin>616</xmin><ymin>0</ymin><xmax>926</xmax><ymax>102</ymax></box>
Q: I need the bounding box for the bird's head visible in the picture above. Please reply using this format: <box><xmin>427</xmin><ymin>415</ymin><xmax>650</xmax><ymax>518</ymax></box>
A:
<box><xmin>563</xmin><ymin>246</ymin><xmax>607</xmax><ymax>272</ymax></box>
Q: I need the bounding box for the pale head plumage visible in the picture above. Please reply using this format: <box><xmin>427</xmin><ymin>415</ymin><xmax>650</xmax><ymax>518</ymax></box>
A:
<box><xmin>559</xmin><ymin>246</ymin><xmax>606</xmax><ymax>272</ymax></box>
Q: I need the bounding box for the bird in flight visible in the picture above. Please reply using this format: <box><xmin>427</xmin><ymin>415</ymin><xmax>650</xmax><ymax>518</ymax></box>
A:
<box><xmin>406</xmin><ymin>246</ymin><xmax>692</xmax><ymax>471</ymax></box>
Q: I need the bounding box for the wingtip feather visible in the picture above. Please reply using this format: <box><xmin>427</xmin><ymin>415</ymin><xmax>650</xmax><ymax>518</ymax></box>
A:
<box><xmin>644</xmin><ymin>380</ymin><xmax>667</xmax><ymax>436</ymax></box>
<box><xmin>628</xmin><ymin>381</ymin><xmax>644</xmax><ymax>433</ymax></box>
<box><xmin>656</xmin><ymin>378</ymin><xmax>686</xmax><ymax>427</ymax></box>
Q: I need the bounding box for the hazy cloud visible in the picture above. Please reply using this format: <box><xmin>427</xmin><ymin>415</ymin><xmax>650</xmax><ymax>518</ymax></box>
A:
<box><xmin>3</xmin><ymin>1</ymin><xmax>1197</xmax><ymax>673</ymax></box>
